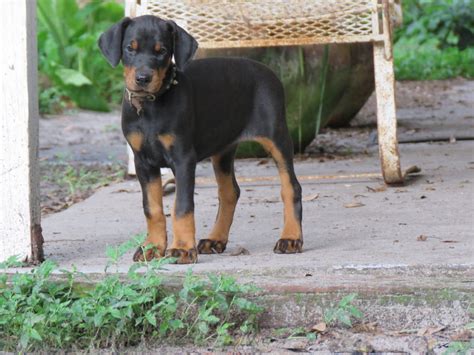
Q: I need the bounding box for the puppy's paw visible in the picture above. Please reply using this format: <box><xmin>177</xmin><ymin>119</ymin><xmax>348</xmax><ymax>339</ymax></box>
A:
<box><xmin>273</xmin><ymin>239</ymin><xmax>303</xmax><ymax>254</ymax></box>
<box><xmin>165</xmin><ymin>248</ymin><xmax>198</xmax><ymax>264</ymax></box>
<box><xmin>197</xmin><ymin>239</ymin><xmax>227</xmax><ymax>254</ymax></box>
<box><xmin>133</xmin><ymin>245</ymin><xmax>165</xmax><ymax>262</ymax></box>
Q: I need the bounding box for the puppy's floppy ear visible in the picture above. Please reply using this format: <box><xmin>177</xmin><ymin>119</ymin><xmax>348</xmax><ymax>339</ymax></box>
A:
<box><xmin>98</xmin><ymin>17</ymin><xmax>132</xmax><ymax>67</ymax></box>
<box><xmin>167</xmin><ymin>20</ymin><xmax>198</xmax><ymax>70</ymax></box>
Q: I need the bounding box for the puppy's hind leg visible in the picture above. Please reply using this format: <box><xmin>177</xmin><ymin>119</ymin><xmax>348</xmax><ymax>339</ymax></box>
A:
<box><xmin>254</xmin><ymin>135</ymin><xmax>303</xmax><ymax>253</ymax></box>
<box><xmin>198</xmin><ymin>146</ymin><xmax>240</xmax><ymax>254</ymax></box>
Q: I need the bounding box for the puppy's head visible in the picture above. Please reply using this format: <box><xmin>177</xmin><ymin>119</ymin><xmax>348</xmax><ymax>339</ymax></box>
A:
<box><xmin>98</xmin><ymin>15</ymin><xmax>198</xmax><ymax>93</ymax></box>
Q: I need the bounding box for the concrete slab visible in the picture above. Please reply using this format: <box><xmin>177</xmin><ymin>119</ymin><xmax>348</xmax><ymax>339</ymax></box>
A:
<box><xmin>41</xmin><ymin>141</ymin><xmax>473</xmax><ymax>288</ymax></box>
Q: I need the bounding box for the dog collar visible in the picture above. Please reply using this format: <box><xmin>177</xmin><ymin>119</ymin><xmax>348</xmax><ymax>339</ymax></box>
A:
<box><xmin>125</xmin><ymin>64</ymin><xmax>178</xmax><ymax>115</ymax></box>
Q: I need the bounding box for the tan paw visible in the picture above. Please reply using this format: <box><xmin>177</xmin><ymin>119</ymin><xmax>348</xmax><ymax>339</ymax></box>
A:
<box><xmin>165</xmin><ymin>248</ymin><xmax>198</xmax><ymax>264</ymax></box>
<box><xmin>132</xmin><ymin>245</ymin><xmax>165</xmax><ymax>262</ymax></box>
<box><xmin>197</xmin><ymin>239</ymin><xmax>227</xmax><ymax>254</ymax></box>
<box><xmin>273</xmin><ymin>239</ymin><xmax>303</xmax><ymax>254</ymax></box>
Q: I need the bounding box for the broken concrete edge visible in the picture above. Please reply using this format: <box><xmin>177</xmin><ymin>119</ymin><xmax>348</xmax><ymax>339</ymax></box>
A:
<box><xmin>3</xmin><ymin>266</ymin><xmax>471</xmax><ymax>332</ymax></box>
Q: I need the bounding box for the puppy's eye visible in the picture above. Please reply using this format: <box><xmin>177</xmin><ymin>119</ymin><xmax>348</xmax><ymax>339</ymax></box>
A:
<box><xmin>126</xmin><ymin>45</ymin><xmax>135</xmax><ymax>52</ymax></box>
<box><xmin>157</xmin><ymin>47</ymin><xmax>167</xmax><ymax>55</ymax></box>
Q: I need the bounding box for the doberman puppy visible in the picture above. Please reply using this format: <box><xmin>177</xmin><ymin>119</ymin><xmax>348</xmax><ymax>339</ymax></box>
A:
<box><xmin>98</xmin><ymin>15</ymin><xmax>302</xmax><ymax>264</ymax></box>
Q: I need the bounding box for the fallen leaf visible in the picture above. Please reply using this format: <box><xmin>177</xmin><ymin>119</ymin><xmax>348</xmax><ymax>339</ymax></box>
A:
<box><xmin>417</xmin><ymin>235</ymin><xmax>428</xmax><ymax>241</ymax></box>
<box><xmin>303</xmin><ymin>193</ymin><xmax>319</xmax><ymax>202</ymax></box>
<box><xmin>344</xmin><ymin>202</ymin><xmax>365</xmax><ymax>208</ymax></box>
<box><xmin>311</xmin><ymin>322</ymin><xmax>327</xmax><ymax>333</ymax></box>
<box><xmin>366</xmin><ymin>185</ymin><xmax>387</xmax><ymax>193</ymax></box>
<box><xmin>395</xmin><ymin>188</ymin><xmax>408</xmax><ymax>193</ymax></box>
<box><xmin>451</xmin><ymin>329</ymin><xmax>472</xmax><ymax>341</ymax></box>
<box><xmin>230</xmin><ymin>247</ymin><xmax>250</xmax><ymax>256</ymax></box>
<box><xmin>353</xmin><ymin>322</ymin><xmax>378</xmax><ymax>333</ymax></box>
<box><xmin>424</xmin><ymin>326</ymin><xmax>446</xmax><ymax>336</ymax></box>
<box><xmin>257</xmin><ymin>159</ymin><xmax>269</xmax><ymax>166</ymax></box>
<box><xmin>262</xmin><ymin>198</ymin><xmax>280</xmax><ymax>203</ymax></box>
<box><xmin>112</xmin><ymin>188</ymin><xmax>136</xmax><ymax>194</ymax></box>
<box><xmin>442</xmin><ymin>240</ymin><xmax>459</xmax><ymax>243</ymax></box>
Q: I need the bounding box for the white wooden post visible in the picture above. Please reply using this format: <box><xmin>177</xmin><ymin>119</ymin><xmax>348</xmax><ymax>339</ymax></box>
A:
<box><xmin>125</xmin><ymin>0</ymin><xmax>137</xmax><ymax>175</ymax></box>
<box><xmin>0</xmin><ymin>0</ymin><xmax>43</xmax><ymax>263</ymax></box>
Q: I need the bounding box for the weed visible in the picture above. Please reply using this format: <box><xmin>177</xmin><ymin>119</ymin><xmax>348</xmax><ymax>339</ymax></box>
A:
<box><xmin>324</xmin><ymin>293</ymin><xmax>363</xmax><ymax>327</ymax></box>
<box><xmin>0</xmin><ymin>237</ymin><xmax>263</xmax><ymax>351</ymax></box>
<box><xmin>444</xmin><ymin>340</ymin><xmax>472</xmax><ymax>354</ymax></box>
<box><xmin>43</xmin><ymin>163</ymin><xmax>125</xmax><ymax>196</ymax></box>
<box><xmin>0</xmin><ymin>256</ymin><xmax>26</xmax><ymax>269</ymax></box>
<box><xmin>287</xmin><ymin>327</ymin><xmax>317</xmax><ymax>341</ymax></box>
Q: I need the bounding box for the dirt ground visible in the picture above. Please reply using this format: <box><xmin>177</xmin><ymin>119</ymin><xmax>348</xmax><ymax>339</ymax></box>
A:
<box><xmin>39</xmin><ymin>78</ymin><xmax>473</xmax><ymax>216</ymax></box>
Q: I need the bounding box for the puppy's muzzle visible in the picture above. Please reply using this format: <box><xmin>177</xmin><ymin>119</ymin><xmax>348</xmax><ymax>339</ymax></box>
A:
<box><xmin>135</xmin><ymin>71</ymin><xmax>152</xmax><ymax>87</ymax></box>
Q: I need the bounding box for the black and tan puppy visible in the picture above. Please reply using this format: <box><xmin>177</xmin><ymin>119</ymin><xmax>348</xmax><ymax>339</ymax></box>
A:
<box><xmin>98</xmin><ymin>15</ymin><xmax>302</xmax><ymax>264</ymax></box>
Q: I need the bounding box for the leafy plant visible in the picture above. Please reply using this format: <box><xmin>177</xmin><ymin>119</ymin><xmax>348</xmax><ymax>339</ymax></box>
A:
<box><xmin>37</xmin><ymin>0</ymin><xmax>125</xmax><ymax>113</ymax></box>
<box><xmin>444</xmin><ymin>340</ymin><xmax>472</xmax><ymax>355</ymax></box>
<box><xmin>395</xmin><ymin>0</ymin><xmax>474</xmax><ymax>50</ymax></box>
<box><xmin>0</xmin><ymin>237</ymin><xmax>263</xmax><ymax>351</ymax></box>
<box><xmin>394</xmin><ymin>0</ymin><xmax>474</xmax><ymax>80</ymax></box>
<box><xmin>324</xmin><ymin>293</ymin><xmax>363</xmax><ymax>327</ymax></box>
<box><xmin>43</xmin><ymin>163</ymin><xmax>125</xmax><ymax>196</ymax></box>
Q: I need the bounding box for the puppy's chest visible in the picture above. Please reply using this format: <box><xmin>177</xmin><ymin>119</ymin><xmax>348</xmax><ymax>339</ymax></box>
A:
<box><xmin>124</xmin><ymin>123</ymin><xmax>175</xmax><ymax>167</ymax></box>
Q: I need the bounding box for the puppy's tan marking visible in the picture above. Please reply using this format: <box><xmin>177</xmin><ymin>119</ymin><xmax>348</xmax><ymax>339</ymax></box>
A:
<box><xmin>130</xmin><ymin>39</ymin><xmax>138</xmax><ymax>50</ymax></box>
<box><xmin>170</xmin><ymin>212</ymin><xmax>196</xmax><ymax>250</ymax></box>
<box><xmin>158</xmin><ymin>133</ymin><xmax>175</xmax><ymax>150</ymax></box>
<box><xmin>145</xmin><ymin>178</ymin><xmax>167</xmax><ymax>253</ymax></box>
<box><xmin>124</xmin><ymin>65</ymin><xmax>137</xmax><ymax>90</ymax></box>
<box><xmin>147</xmin><ymin>66</ymin><xmax>169</xmax><ymax>93</ymax></box>
<box><xmin>154</xmin><ymin>43</ymin><xmax>161</xmax><ymax>52</ymax></box>
<box><xmin>126</xmin><ymin>132</ymin><xmax>144</xmax><ymax>152</ymax></box>
<box><xmin>254</xmin><ymin>137</ymin><xmax>302</xmax><ymax>240</ymax></box>
<box><xmin>207</xmin><ymin>155</ymin><xmax>238</xmax><ymax>242</ymax></box>
<box><xmin>133</xmin><ymin>177</ymin><xmax>167</xmax><ymax>261</ymax></box>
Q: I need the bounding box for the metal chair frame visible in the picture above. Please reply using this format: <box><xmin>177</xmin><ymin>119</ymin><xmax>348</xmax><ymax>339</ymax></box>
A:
<box><xmin>125</xmin><ymin>0</ymin><xmax>406</xmax><ymax>184</ymax></box>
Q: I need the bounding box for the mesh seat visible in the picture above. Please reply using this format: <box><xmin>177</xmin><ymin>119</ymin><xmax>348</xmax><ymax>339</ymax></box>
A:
<box><xmin>145</xmin><ymin>0</ymin><xmax>388</xmax><ymax>48</ymax></box>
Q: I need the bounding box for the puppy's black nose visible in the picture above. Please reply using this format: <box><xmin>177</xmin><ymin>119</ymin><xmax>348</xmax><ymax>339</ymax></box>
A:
<box><xmin>135</xmin><ymin>73</ymin><xmax>152</xmax><ymax>86</ymax></box>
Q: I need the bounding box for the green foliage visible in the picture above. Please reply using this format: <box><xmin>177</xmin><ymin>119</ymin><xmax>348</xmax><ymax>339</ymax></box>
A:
<box><xmin>43</xmin><ymin>163</ymin><xmax>125</xmax><ymax>196</ymax></box>
<box><xmin>37</xmin><ymin>0</ymin><xmax>125</xmax><ymax>113</ymax></box>
<box><xmin>395</xmin><ymin>39</ymin><xmax>474</xmax><ymax>79</ymax></box>
<box><xmin>324</xmin><ymin>293</ymin><xmax>363</xmax><ymax>327</ymax></box>
<box><xmin>444</xmin><ymin>340</ymin><xmax>473</xmax><ymax>355</ymax></box>
<box><xmin>0</xmin><ymin>238</ymin><xmax>263</xmax><ymax>351</ymax></box>
<box><xmin>395</xmin><ymin>0</ymin><xmax>474</xmax><ymax>49</ymax></box>
<box><xmin>394</xmin><ymin>0</ymin><xmax>474</xmax><ymax>80</ymax></box>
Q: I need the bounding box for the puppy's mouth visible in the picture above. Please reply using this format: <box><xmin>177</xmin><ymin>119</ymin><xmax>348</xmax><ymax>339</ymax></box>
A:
<box><xmin>124</xmin><ymin>66</ymin><xmax>169</xmax><ymax>94</ymax></box>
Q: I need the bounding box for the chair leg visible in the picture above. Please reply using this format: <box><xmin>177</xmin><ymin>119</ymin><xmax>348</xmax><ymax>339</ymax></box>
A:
<box><xmin>373</xmin><ymin>42</ymin><xmax>404</xmax><ymax>184</ymax></box>
<box><xmin>127</xmin><ymin>144</ymin><xmax>136</xmax><ymax>175</ymax></box>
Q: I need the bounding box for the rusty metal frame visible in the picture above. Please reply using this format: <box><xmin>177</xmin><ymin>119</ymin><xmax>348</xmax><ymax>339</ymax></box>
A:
<box><xmin>126</xmin><ymin>0</ymin><xmax>407</xmax><ymax>184</ymax></box>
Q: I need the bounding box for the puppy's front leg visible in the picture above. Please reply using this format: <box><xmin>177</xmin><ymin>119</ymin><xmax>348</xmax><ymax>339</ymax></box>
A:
<box><xmin>166</xmin><ymin>155</ymin><xmax>198</xmax><ymax>264</ymax></box>
<box><xmin>133</xmin><ymin>165</ymin><xmax>167</xmax><ymax>262</ymax></box>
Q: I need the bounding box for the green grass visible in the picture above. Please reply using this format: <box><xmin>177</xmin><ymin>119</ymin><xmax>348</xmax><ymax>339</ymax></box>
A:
<box><xmin>395</xmin><ymin>39</ymin><xmax>474</xmax><ymax>80</ymax></box>
<box><xmin>0</xmin><ymin>238</ymin><xmax>263</xmax><ymax>351</ymax></box>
